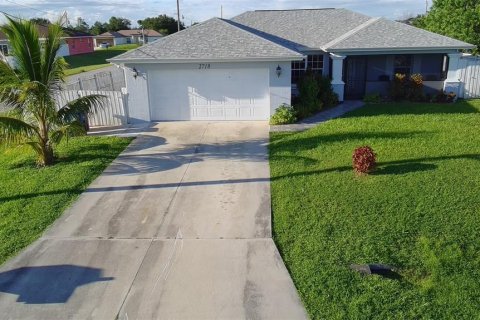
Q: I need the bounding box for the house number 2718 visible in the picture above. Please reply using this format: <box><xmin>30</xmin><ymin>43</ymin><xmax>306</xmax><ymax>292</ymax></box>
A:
<box><xmin>199</xmin><ymin>64</ymin><xmax>211</xmax><ymax>69</ymax></box>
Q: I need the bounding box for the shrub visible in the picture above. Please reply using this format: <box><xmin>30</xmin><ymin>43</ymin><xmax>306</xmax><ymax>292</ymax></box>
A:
<box><xmin>407</xmin><ymin>74</ymin><xmax>425</xmax><ymax>102</ymax></box>
<box><xmin>317</xmin><ymin>76</ymin><xmax>339</xmax><ymax>108</ymax></box>
<box><xmin>270</xmin><ymin>104</ymin><xmax>297</xmax><ymax>125</ymax></box>
<box><xmin>434</xmin><ymin>91</ymin><xmax>457</xmax><ymax>103</ymax></box>
<box><xmin>352</xmin><ymin>146</ymin><xmax>377</xmax><ymax>175</ymax></box>
<box><xmin>363</xmin><ymin>93</ymin><xmax>382</xmax><ymax>104</ymax></box>
<box><xmin>390</xmin><ymin>73</ymin><xmax>407</xmax><ymax>101</ymax></box>
<box><xmin>296</xmin><ymin>72</ymin><xmax>321</xmax><ymax>118</ymax></box>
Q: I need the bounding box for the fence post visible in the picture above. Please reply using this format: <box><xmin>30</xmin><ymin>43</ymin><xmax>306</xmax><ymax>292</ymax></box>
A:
<box><xmin>121</xmin><ymin>87</ymin><xmax>129</xmax><ymax>124</ymax></box>
<box><xmin>78</xmin><ymin>78</ymin><xmax>83</xmax><ymax>90</ymax></box>
<box><xmin>109</xmin><ymin>72</ymin><xmax>115</xmax><ymax>91</ymax></box>
<box><xmin>93</xmin><ymin>74</ymin><xmax>99</xmax><ymax>91</ymax></box>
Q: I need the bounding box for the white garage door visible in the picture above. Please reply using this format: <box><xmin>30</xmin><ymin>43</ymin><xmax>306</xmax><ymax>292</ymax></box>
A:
<box><xmin>149</xmin><ymin>67</ymin><xmax>270</xmax><ymax>120</ymax></box>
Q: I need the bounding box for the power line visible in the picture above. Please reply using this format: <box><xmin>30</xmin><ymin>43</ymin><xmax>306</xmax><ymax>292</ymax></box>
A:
<box><xmin>2</xmin><ymin>0</ymin><xmax>52</xmax><ymax>15</ymax></box>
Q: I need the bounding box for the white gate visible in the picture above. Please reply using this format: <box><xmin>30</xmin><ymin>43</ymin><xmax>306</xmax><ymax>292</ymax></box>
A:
<box><xmin>55</xmin><ymin>90</ymin><xmax>128</xmax><ymax>127</ymax></box>
<box><xmin>459</xmin><ymin>55</ymin><xmax>480</xmax><ymax>99</ymax></box>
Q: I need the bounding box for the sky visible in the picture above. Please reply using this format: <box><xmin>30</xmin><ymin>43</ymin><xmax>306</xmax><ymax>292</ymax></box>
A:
<box><xmin>0</xmin><ymin>0</ymin><xmax>430</xmax><ymax>27</ymax></box>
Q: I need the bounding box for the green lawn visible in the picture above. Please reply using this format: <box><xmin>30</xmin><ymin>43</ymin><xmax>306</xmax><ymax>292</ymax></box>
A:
<box><xmin>0</xmin><ymin>136</ymin><xmax>132</xmax><ymax>265</ymax></box>
<box><xmin>270</xmin><ymin>100</ymin><xmax>480</xmax><ymax>319</ymax></box>
<box><xmin>64</xmin><ymin>44</ymin><xmax>139</xmax><ymax>76</ymax></box>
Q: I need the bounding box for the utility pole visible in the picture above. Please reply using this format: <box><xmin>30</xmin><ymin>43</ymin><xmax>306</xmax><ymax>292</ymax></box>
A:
<box><xmin>221</xmin><ymin>5</ymin><xmax>223</xmax><ymax>19</ymax></box>
<box><xmin>425</xmin><ymin>0</ymin><xmax>428</xmax><ymax>14</ymax></box>
<box><xmin>177</xmin><ymin>0</ymin><xmax>181</xmax><ymax>31</ymax></box>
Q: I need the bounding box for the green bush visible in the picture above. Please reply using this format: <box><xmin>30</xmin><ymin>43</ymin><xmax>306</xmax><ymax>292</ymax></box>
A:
<box><xmin>363</xmin><ymin>93</ymin><xmax>382</xmax><ymax>104</ymax></box>
<box><xmin>296</xmin><ymin>72</ymin><xmax>321</xmax><ymax>118</ymax></box>
<box><xmin>270</xmin><ymin>104</ymin><xmax>297</xmax><ymax>125</ymax></box>
<box><xmin>407</xmin><ymin>73</ymin><xmax>425</xmax><ymax>102</ymax></box>
<box><xmin>390</xmin><ymin>73</ymin><xmax>426</xmax><ymax>102</ymax></box>
<box><xmin>317</xmin><ymin>76</ymin><xmax>339</xmax><ymax>108</ymax></box>
<box><xmin>294</xmin><ymin>73</ymin><xmax>337</xmax><ymax>119</ymax></box>
<box><xmin>390</xmin><ymin>73</ymin><xmax>407</xmax><ymax>101</ymax></box>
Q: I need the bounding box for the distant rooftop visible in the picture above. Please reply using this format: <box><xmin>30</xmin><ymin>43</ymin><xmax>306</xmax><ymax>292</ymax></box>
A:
<box><xmin>97</xmin><ymin>29</ymin><xmax>163</xmax><ymax>38</ymax></box>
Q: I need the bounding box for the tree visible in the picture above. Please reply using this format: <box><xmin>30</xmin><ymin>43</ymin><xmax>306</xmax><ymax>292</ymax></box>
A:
<box><xmin>73</xmin><ymin>17</ymin><xmax>89</xmax><ymax>33</ymax></box>
<box><xmin>137</xmin><ymin>14</ymin><xmax>185</xmax><ymax>35</ymax></box>
<box><xmin>0</xmin><ymin>16</ymin><xmax>104</xmax><ymax>166</ymax></box>
<box><xmin>90</xmin><ymin>21</ymin><xmax>108</xmax><ymax>35</ymax></box>
<box><xmin>420</xmin><ymin>0</ymin><xmax>480</xmax><ymax>52</ymax></box>
<box><xmin>29</xmin><ymin>17</ymin><xmax>50</xmax><ymax>25</ymax></box>
<box><xmin>107</xmin><ymin>16</ymin><xmax>131</xmax><ymax>31</ymax></box>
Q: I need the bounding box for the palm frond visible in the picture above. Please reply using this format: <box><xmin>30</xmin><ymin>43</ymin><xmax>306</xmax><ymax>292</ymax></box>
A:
<box><xmin>50</xmin><ymin>121</ymin><xmax>86</xmax><ymax>144</ymax></box>
<box><xmin>0</xmin><ymin>59</ymin><xmax>19</xmax><ymax>87</ymax></box>
<box><xmin>42</xmin><ymin>23</ymin><xmax>66</xmax><ymax>87</ymax></box>
<box><xmin>1</xmin><ymin>16</ymin><xmax>42</xmax><ymax>82</ymax></box>
<box><xmin>0</xmin><ymin>116</ymin><xmax>38</xmax><ymax>145</ymax></box>
<box><xmin>25</xmin><ymin>141</ymin><xmax>42</xmax><ymax>155</ymax></box>
<box><xmin>0</xmin><ymin>86</ymin><xmax>21</xmax><ymax>110</ymax></box>
<box><xmin>57</xmin><ymin>94</ymin><xmax>106</xmax><ymax>123</ymax></box>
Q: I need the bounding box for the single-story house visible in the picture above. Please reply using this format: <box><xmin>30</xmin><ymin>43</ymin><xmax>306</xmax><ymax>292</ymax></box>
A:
<box><xmin>109</xmin><ymin>8</ymin><xmax>474</xmax><ymax>122</ymax></box>
<box><xmin>62</xmin><ymin>29</ymin><xmax>95</xmax><ymax>55</ymax></box>
<box><xmin>0</xmin><ymin>26</ymin><xmax>93</xmax><ymax>57</ymax></box>
<box><xmin>94</xmin><ymin>29</ymin><xmax>163</xmax><ymax>47</ymax></box>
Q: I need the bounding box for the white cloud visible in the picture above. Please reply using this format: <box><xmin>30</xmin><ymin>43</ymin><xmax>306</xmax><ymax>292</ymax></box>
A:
<box><xmin>0</xmin><ymin>0</ymin><xmax>428</xmax><ymax>26</ymax></box>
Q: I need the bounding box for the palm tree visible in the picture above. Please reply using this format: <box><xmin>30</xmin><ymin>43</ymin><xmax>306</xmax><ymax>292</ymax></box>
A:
<box><xmin>0</xmin><ymin>15</ymin><xmax>104</xmax><ymax>166</ymax></box>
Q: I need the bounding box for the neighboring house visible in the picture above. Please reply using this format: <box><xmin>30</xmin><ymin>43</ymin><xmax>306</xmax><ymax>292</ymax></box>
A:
<box><xmin>94</xmin><ymin>29</ymin><xmax>163</xmax><ymax>47</ymax></box>
<box><xmin>109</xmin><ymin>8</ymin><xmax>474</xmax><ymax>122</ymax></box>
<box><xmin>0</xmin><ymin>31</ymin><xmax>9</xmax><ymax>56</ymax></box>
<box><xmin>0</xmin><ymin>26</ymin><xmax>93</xmax><ymax>57</ymax></box>
<box><xmin>62</xmin><ymin>29</ymin><xmax>95</xmax><ymax>55</ymax></box>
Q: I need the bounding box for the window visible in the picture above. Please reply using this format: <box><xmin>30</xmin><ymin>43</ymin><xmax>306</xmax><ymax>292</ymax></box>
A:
<box><xmin>420</xmin><ymin>54</ymin><xmax>445</xmax><ymax>81</ymax></box>
<box><xmin>307</xmin><ymin>55</ymin><xmax>324</xmax><ymax>74</ymax></box>
<box><xmin>0</xmin><ymin>44</ymin><xmax>8</xmax><ymax>56</ymax></box>
<box><xmin>291</xmin><ymin>54</ymin><xmax>324</xmax><ymax>84</ymax></box>
<box><xmin>291</xmin><ymin>59</ymin><xmax>306</xmax><ymax>84</ymax></box>
<box><xmin>394</xmin><ymin>55</ymin><xmax>412</xmax><ymax>76</ymax></box>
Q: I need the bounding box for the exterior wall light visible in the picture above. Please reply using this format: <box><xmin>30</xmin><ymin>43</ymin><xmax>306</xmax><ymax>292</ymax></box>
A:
<box><xmin>276</xmin><ymin>65</ymin><xmax>282</xmax><ymax>78</ymax></box>
<box><xmin>132</xmin><ymin>67</ymin><xmax>139</xmax><ymax>79</ymax></box>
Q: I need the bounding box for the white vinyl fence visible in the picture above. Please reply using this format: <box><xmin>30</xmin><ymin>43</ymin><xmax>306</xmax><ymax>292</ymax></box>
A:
<box><xmin>55</xmin><ymin>90</ymin><xmax>128</xmax><ymax>127</ymax></box>
<box><xmin>459</xmin><ymin>55</ymin><xmax>480</xmax><ymax>99</ymax></box>
<box><xmin>66</xmin><ymin>69</ymin><xmax>125</xmax><ymax>92</ymax></box>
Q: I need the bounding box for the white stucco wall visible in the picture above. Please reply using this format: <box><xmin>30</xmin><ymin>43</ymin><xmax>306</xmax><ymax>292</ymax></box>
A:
<box><xmin>56</xmin><ymin>43</ymin><xmax>70</xmax><ymax>57</ymax></box>
<box><xmin>123</xmin><ymin>65</ymin><xmax>150</xmax><ymax>123</ymax></box>
<box><xmin>146</xmin><ymin>36</ymin><xmax>162</xmax><ymax>44</ymax></box>
<box><xmin>114</xmin><ymin>37</ymin><xmax>128</xmax><ymax>46</ymax></box>
<box><xmin>123</xmin><ymin>61</ymin><xmax>292</xmax><ymax>122</ymax></box>
<box><xmin>267</xmin><ymin>61</ymin><xmax>292</xmax><ymax>114</ymax></box>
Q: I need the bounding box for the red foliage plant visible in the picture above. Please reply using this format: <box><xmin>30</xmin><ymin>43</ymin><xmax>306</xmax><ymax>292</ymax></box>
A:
<box><xmin>352</xmin><ymin>146</ymin><xmax>377</xmax><ymax>174</ymax></box>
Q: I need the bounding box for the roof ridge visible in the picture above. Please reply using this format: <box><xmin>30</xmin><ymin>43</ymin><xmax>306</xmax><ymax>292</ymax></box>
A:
<box><xmin>253</xmin><ymin>8</ymin><xmax>336</xmax><ymax>12</ymax></box>
<box><xmin>222</xmin><ymin>19</ymin><xmax>302</xmax><ymax>56</ymax></box>
<box><xmin>107</xmin><ymin>19</ymin><xmax>215</xmax><ymax>60</ymax></box>
<box><xmin>388</xmin><ymin>18</ymin><xmax>473</xmax><ymax>45</ymax></box>
<box><xmin>321</xmin><ymin>17</ymin><xmax>380</xmax><ymax>50</ymax></box>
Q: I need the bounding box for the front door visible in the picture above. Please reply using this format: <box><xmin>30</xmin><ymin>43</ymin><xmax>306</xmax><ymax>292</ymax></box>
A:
<box><xmin>344</xmin><ymin>56</ymin><xmax>367</xmax><ymax>99</ymax></box>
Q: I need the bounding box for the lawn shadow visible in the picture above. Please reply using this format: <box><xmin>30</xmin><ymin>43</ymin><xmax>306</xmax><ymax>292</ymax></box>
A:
<box><xmin>342</xmin><ymin>101</ymin><xmax>479</xmax><ymax>118</ymax></box>
<box><xmin>0</xmin><ymin>265</ymin><xmax>113</xmax><ymax>304</ymax></box>
<box><xmin>271</xmin><ymin>153</ymin><xmax>480</xmax><ymax>180</ymax></box>
<box><xmin>350</xmin><ymin>264</ymin><xmax>403</xmax><ymax>281</ymax></box>
<box><xmin>271</xmin><ymin>131</ymin><xmax>430</xmax><ymax>153</ymax></box>
<box><xmin>374</xmin><ymin>163</ymin><xmax>437</xmax><ymax>175</ymax></box>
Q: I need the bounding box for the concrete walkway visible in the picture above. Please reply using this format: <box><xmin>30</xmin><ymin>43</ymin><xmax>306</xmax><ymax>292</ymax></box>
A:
<box><xmin>0</xmin><ymin>122</ymin><xmax>308</xmax><ymax>320</ymax></box>
<box><xmin>270</xmin><ymin>100</ymin><xmax>365</xmax><ymax>132</ymax></box>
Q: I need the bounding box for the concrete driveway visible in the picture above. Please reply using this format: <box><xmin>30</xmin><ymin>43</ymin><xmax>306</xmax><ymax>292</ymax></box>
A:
<box><xmin>0</xmin><ymin>122</ymin><xmax>307</xmax><ymax>320</ymax></box>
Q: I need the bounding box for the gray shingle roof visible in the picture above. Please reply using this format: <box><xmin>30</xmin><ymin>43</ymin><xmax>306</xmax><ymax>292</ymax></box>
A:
<box><xmin>109</xmin><ymin>18</ymin><xmax>303</xmax><ymax>62</ymax></box>
<box><xmin>231</xmin><ymin>9</ymin><xmax>371</xmax><ymax>50</ymax></box>
<box><xmin>232</xmin><ymin>8</ymin><xmax>474</xmax><ymax>52</ymax></box>
<box><xmin>326</xmin><ymin>18</ymin><xmax>475</xmax><ymax>51</ymax></box>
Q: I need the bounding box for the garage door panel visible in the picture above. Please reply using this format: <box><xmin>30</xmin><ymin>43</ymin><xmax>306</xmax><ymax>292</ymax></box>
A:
<box><xmin>150</xmin><ymin>68</ymin><xmax>270</xmax><ymax>121</ymax></box>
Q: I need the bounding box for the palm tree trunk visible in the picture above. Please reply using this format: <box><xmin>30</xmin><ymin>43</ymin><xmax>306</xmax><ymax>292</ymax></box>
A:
<box><xmin>40</xmin><ymin>142</ymin><xmax>54</xmax><ymax>166</ymax></box>
<box><xmin>38</xmin><ymin>119</ymin><xmax>54</xmax><ymax>166</ymax></box>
